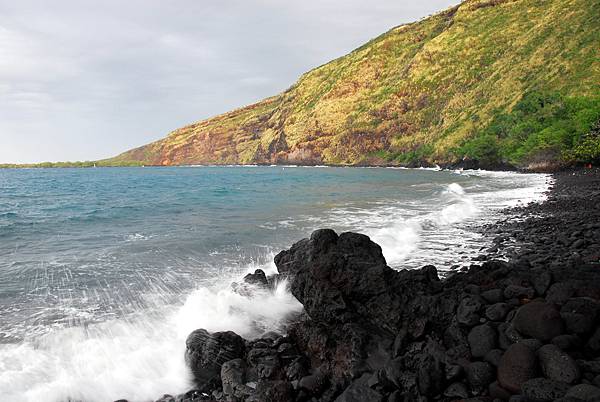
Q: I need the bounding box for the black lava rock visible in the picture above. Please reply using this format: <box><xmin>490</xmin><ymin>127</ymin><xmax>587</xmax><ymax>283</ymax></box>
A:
<box><xmin>498</xmin><ymin>343</ymin><xmax>539</xmax><ymax>393</ymax></box>
<box><xmin>513</xmin><ymin>301</ymin><xmax>564</xmax><ymax>341</ymax></box>
<box><xmin>521</xmin><ymin>378</ymin><xmax>570</xmax><ymax>402</ymax></box>
<box><xmin>468</xmin><ymin>324</ymin><xmax>498</xmax><ymax>358</ymax></box>
<box><xmin>537</xmin><ymin>344</ymin><xmax>581</xmax><ymax>384</ymax></box>
<box><xmin>185</xmin><ymin>329</ymin><xmax>245</xmax><ymax>386</ymax></box>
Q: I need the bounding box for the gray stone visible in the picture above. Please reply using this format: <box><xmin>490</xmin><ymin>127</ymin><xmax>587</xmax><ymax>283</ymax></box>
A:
<box><xmin>522</xmin><ymin>378</ymin><xmax>570</xmax><ymax>402</ymax></box>
<box><xmin>518</xmin><ymin>338</ymin><xmax>543</xmax><ymax>351</ymax></box>
<box><xmin>466</xmin><ymin>361</ymin><xmax>495</xmax><ymax>394</ymax></box>
<box><xmin>552</xmin><ymin>334</ymin><xmax>581</xmax><ymax>351</ymax></box>
<box><xmin>533</xmin><ymin>271</ymin><xmax>552</xmax><ymax>296</ymax></box>
<box><xmin>298</xmin><ymin>370</ymin><xmax>327</xmax><ymax>395</ymax></box>
<box><xmin>577</xmin><ymin>360</ymin><xmax>600</xmax><ymax>375</ymax></box>
<box><xmin>504</xmin><ymin>285</ymin><xmax>535</xmax><ymax>300</ymax></box>
<box><xmin>547</xmin><ymin>283</ymin><xmax>575</xmax><ymax>305</ymax></box>
<box><xmin>444</xmin><ymin>382</ymin><xmax>469</xmax><ymax>398</ymax></box>
<box><xmin>221</xmin><ymin>359</ymin><xmax>252</xmax><ymax>399</ymax></box>
<box><xmin>561</xmin><ymin>298</ymin><xmax>600</xmax><ymax>336</ymax></box>
<box><xmin>334</xmin><ymin>382</ymin><xmax>383</xmax><ymax>402</ymax></box>
<box><xmin>505</xmin><ymin>323</ymin><xmax>525</xmax><ymax>344</ymax></box>
<box><xmin>457</xmin><ymin>296</ymin><xmax>484</xmax><ymax>327</ymax></box>
<box><xmin>486</xmin><ymin>303</ymin><xmax>512</xmax><ymax>321</ymax></box>
<box><xmin>537</xmin><ymin>344</ymin><xmax>580</xmax><ymax>384</ymax></box>
<box><xmin>417</xmin><ymin>352</ymin><xmax>445</xmax><ymax>396</ymax></box>
<box><xmin>155</xmin><ymin>395</ymin><xmax>175</xmax><ymax>402</ymax></box>
<box><xmin>489</xmin><ymin>381</ymin><xmax>512</xmax><ymax>400</ymax></box>
<box><xmin>485</xmin><ymin>349</ymin><xmax>504</xmax><ymax>367</ymax></box>
<box><xmin>587</xmin><ymin>327</ymin><xmax>600</xmax><ymax>356</ymax></box>
<box><xmin>185</xmin><ymin>329</ymin><xmax>245</xmax><ymax>385</ymax></box>
<box><xmin>253</xmin><ymin>380</ymin><xmax>293</xmax><ymax>402</ymax></box>
<box><xmin>482</xmin><ymin>288</ymin><xmax>504</xmax><ymax>304</ymax></box>
<box><xmin>565</xmin><ymin>384</ymin><xmax>600</xmax><ymax>401</ymax></box>
<box><xmin>468</xmin><ymin>324</ymin><xmax>498</xmax><ymax>358</ymax></box>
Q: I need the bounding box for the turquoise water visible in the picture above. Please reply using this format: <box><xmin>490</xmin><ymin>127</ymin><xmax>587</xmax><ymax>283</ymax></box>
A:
<box><xmin>0</xmin><ymin>166</ymin><xmax>549</xmax><ymax>401</ymax></box>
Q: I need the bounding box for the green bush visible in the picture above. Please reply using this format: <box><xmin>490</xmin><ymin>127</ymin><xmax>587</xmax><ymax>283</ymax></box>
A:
<box><xmin>456</xmin><ymin>91</ymin><xmax>600</xmax><ymax>165</ymax></box>
<box><xmin>568</xmin><ymin>121</ymin><xmax>600</xmax><ymax>162</ymax></box>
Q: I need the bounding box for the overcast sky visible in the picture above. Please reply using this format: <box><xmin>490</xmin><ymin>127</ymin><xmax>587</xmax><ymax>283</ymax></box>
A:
<box><xmin>0</xmin><ymin>0</ymin><xmax>459</xmax><ymax>163</ymax></box>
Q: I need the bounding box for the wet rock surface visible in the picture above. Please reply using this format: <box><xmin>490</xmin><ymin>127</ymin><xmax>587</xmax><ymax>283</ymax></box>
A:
<box><xmin>127</xmin><ymin>168</ymin><xmax>600</xmax><ymax>402</ymax></box>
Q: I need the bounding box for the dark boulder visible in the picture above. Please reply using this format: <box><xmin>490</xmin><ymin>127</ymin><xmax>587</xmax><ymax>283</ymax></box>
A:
<box><xmin>485</xmin><ymin>302</ymin><xmax>511</xmax><ymax>322</ymax></box>
<box><xmin>513</xmin><ymin>301</ymin><xmax>564</xmax><ymax>341</ymax></box>
<box><xmin>521</xmin><ymin>378</ymin><xmax>570</xmax><ymax>402</ymax></box>
<box><xmin>586</xmin><ymin>327</ymin><xmax>600</xmax><ymax>357</ymax></box>
<box><xmin>444</xmin><ymin>382</ymin><xmax>469</xmax><ymax>399</ymax></box>
<box><xmin>457</xmin><ymin>296</ymin><xmax>484</xmax><ymax>327</ymax></box>
<box><xmin>504</xmin><ymin>285</ymin><xmax>535</xmax><ymax>300</ymax></box>
<box><xmin>417</xmin><ymin>342</ymin><xmax>446</xmax><ymax>397</ymax></box>
<box><xmin>251</xmin><ymin>380</ymin><xmax>294</xmax><ymax>402</ymax></box>
<box><xmin>547</xmin><ymin>283</ymin><xmax>576</xmax><ymax>305</ymax></box>
<box><xmin>482</xmin><ymin>288</ymin><xmax>504</xmax><ymax>304</ymax></box>
<box><xmin>275</xmin><ymin>229</ymin><xmax>436</xmax><ymax>332</ymax></box>
<box><xmin>232</xmin><ymin>269</ymin><xmax>271</xmax><ymax>296</ymax></box>
<box><xmin>154</xmin><ymin>395</ymin><xmax>175</xmax><ymax>402</ymax></box>
<box><xmin>578</xmin><ymin>359</ymin><xmax>600</xmax><ymax>375</ymax></box>
<box><xmin>243</xmin><ymin>269</ymin><xmax>269</xmax><ymax>287</ymax></box>
<box><xmin>221</xmin><ymin>358</ymin><xmax>252</xmax><ymax>399</ymax></box>
<box><xmin>298</xmin><ymin>369</ymin><xmax>328</xmax><ymax>395</ymax></box>
<box><xmin>560</xmin><ymin>297</ymin><xmax>600</xmax><ymax>336</ymax></box>
<box><xmin>565</xmin><ymin>384</ymin><xmax>600</xmax><ymax>401</ymax></box>
<box><xmin>468</xmin><ymin>324</ymin><xmax>498</xmax><ymax>358</ymax></box>
<box><xmin>334</xmin><ymin>381</ymin><xmax>383</xmax><ymax>402</ymax></box>
<box><xmin>533</xmin><ymin>271</ymin><xmax>553</xmax><ymax>296</ymax></box>
<box><xmin>246</xmin><ymin>347</ymin><xmax>281</xmax><ymax>380</ymax></box>
<box><xmin>518</xmin><ymin>338</ymin><xmax>543</xmax><ymax>351</ymax></box>
<box><xmin>552</xmin><ymin>334</ymin><xmax>581</xmax><ymax>351</ymax></box>
<box><xmin>498</xmin><ymin>343</ymin><xmax>539</xmax><ymax>393</ymax></box>
<box><xmin>466</xmin><ymin>361</ymin><xmax>495</xmax><ymax>394</ymax></box>
<box><xmin>484</xmin><ymin>349</ymin><xmax>504</xmax><ymax>367</ymax></box>
<box><xmin>537</xmin><ymin>344</ymin><xmax>580</xmax><ymax>384</ymax></box>
<box><xmin>489</xmin><ymin>381</ymin><xmax>512</xmax><ymax>400</ymax></box>
<box><xmin>185</xmin><ymin>329</ymin><xmax>245</xmax><ymax>386</ymax></box>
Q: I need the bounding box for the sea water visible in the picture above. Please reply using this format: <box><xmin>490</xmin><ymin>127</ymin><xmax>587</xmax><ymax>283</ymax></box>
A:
<box><xmin>0</xmin><ymin>166</ymin><xmax>550</xmax><ymax>401</ymax></box>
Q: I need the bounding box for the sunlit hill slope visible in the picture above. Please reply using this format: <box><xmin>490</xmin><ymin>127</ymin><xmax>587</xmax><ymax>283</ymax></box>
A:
<box><xmin>107</xmin><ymin>0</ymin><xmax>600</xmax><ymax>169</ymax></box>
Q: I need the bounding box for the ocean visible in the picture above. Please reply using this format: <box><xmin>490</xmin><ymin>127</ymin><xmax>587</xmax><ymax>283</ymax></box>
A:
<box><xmin>0</xmin><ymin>166</ymin><xmax>550</xmax><ymax>401</ymax></box>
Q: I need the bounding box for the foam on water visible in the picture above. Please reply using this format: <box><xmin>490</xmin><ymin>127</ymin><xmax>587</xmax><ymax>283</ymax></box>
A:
<box><xmin>0</xmin><ymin>266</ymin><xmax>302</xmax><ymax>402</ymax></box>
<box><xmin>316</xmin><ymin>172</ymin><xmax>550</xmax><ymax>269</ymax></box>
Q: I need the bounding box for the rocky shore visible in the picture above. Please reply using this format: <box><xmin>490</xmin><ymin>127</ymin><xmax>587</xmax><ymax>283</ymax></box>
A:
<box><xmin>135</xmin><ymin>167</ymin><xmax>600</xmax><ymax>402</ymax></box>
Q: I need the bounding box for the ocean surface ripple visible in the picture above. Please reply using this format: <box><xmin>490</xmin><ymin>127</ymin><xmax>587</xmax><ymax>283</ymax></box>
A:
<box><xmin>0</xmin><ymin>166</ymin><xmax>550</xmax><ymax>401</ymax></box>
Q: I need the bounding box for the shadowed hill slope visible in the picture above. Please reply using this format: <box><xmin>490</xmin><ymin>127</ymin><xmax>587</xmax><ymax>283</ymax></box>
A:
<box><xmin>107</xmin><ymin>0</ymin><xmax>600</xmax><ymax>168</ymax></box>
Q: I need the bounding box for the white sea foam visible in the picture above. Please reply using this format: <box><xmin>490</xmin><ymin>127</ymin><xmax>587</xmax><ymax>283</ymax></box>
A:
<box><xmin>311</xmin><ymin>172</ymin><xmax>550</xmax><ymax>269</ymax></box>
<box><xmin>0</xmin><ymin>263</ymin><xmax>301</xmax><ymax>402</ymax></box>
<box><xmin>436</xmin><ymin>183</ymin><xmax>478</xmax><ymax>225</ymax></box>
<box><xmin>368</xmin><ymin>220</ymin><xmax>422</xmax><ymax>265</ymax></box>
<box><xmin>365</xmin><ymin>182</ymin><xmax>477</xmax><ymax>265</ymax></box>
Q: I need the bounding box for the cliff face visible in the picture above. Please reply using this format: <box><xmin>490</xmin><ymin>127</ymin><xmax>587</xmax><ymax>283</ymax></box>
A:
<box><xmin>107</xmin><ymin>0</ymin><xmax>600</xmax><ymax>167</ymax></box>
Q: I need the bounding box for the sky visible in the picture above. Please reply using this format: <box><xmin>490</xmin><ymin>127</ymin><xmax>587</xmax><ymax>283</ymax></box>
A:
<box><xmin>0</xmin><ymin>0</ymin><xmax>459</xmax><ymax>163</ymax></box>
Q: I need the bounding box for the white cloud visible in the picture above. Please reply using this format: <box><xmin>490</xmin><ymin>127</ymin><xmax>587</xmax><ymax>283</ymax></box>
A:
<box><xmin>0</xmin><ymin>0</ymin><xmax>460</xmax><ymax>163</ymax></box>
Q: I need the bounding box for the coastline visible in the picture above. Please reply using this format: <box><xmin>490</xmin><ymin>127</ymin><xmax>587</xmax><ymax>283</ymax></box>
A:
<box><xmin>133</xmin><ymin>167</ymin><xmax>600</xmax><ymax>402</ymax></box>
<box><xmin>0</xmin><ymin>159</ymin><xmax>585</xmax><ymax>173</ymax></box>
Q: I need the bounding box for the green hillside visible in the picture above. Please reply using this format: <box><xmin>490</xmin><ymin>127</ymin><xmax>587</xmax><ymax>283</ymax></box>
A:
<box><xmin>107</xmin><ymin>0</ymin><xmax>600</xmax><ymax>170</ymax></box>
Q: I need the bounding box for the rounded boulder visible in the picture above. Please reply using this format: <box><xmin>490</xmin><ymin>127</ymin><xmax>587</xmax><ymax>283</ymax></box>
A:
<box><xmin>513</xmin><ymin>301</ymin><xmax>564</xmax><ymax>341</ymax></box>
<box><xmin>537</xmin><ymin>344</ymin><xmax>580</xmax><ymax>384</ymax></box>
<box><xmin>498</xmin><ymin>343</ymin><xmax>539</xmax><ymax>393</ymax></box>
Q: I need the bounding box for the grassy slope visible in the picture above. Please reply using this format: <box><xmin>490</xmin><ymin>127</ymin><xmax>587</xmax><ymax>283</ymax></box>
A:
<box><xmin>107</xmin><ymin>0</ymin><xmax>599</xmax><ymax>168</ymax></box>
